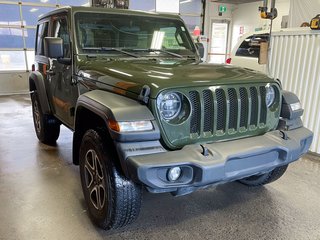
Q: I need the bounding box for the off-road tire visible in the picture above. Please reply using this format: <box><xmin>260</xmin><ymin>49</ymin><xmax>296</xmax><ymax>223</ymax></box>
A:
<box><xmin>238</xmin><ymin>164</ymin><xmax>288</xmax><ymax>186</ymax></box>
<box><xmin>31</xmin><ymin>92</ymin><xmax>60</xmax><ymax>145</ymax></box>
<box><xmin>79</xmin><ymin>129</ymin><xmax>142</xmax><ymax>230</ymax></box>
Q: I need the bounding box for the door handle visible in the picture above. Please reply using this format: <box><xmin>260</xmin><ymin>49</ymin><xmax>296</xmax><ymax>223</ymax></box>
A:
<box><xmin>46</xmin><ymin>70</ymin><xmax>56</xmax><ymax>76</ymax></box>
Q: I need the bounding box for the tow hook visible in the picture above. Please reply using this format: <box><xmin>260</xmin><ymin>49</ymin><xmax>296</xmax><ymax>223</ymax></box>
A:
<box><xmin>279</xmin><ymin>130</ymin><xmax>289</xmax><ymax>140</ymax></box>
<box><xmin>200</xmin><ymin>144</ymin><xmax>209</xmax><ymax>157</ymax></box>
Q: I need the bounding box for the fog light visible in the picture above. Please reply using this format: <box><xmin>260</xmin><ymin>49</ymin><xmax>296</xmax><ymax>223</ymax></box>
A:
<box><xmin>167</xmin><ymin>167</ymin><xmax>181</xmax><ymax>182</ymax></box>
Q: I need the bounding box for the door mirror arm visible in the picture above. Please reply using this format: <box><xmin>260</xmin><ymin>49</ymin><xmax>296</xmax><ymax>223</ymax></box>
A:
<box><xmin>57</xmin><ymin>57</ymin><xmax>72</xmax><ymax>65</ymax></box>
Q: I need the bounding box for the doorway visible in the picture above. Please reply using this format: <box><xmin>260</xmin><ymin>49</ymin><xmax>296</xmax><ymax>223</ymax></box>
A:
<box><xmin>209</xmin><ymin>20</ymin><xmax>230</xmax><ymax>64</ymax></box>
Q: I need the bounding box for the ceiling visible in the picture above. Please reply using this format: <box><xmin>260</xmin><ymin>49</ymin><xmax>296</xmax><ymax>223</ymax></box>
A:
<box><xmin>210</xmin><ymin>0</ymin><xmax>261</xmax><ymax>4</ymax></box>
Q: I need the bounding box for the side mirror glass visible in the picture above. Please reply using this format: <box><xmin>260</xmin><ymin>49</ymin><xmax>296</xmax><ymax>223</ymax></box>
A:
<box><xmin>44</xmin><ymin>37</ymin><xmax>63</xmax><ymax>59</ymax></box>
<box><xmin>195</xmin><ymin>42</ymin><xmax>204</xmax><ymax>58</ymax></box>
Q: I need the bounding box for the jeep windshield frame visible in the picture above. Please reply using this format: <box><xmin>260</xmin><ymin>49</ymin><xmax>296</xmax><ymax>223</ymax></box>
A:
<box><xmin>74</xmin><ymin>12</ymin><xmax>197</xmax><ymax>59</ymax></box>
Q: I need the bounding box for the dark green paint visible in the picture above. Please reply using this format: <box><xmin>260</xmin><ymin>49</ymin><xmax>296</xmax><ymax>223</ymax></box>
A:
<box><xmin>35</xmin><ymin>6</ymin><xmax>282</xmax><ymax>150</ymax></box>
<box><xmin>76</xmin><ymin>56</ymin><xmax>276</xmax><ymax>99</ymax></box>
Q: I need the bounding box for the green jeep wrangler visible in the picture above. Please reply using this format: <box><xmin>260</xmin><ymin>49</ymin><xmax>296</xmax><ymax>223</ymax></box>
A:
<box><xmin>29</xmin><ymin>6</ymin><xmax>313</xmax><ymax>230</ymax></box>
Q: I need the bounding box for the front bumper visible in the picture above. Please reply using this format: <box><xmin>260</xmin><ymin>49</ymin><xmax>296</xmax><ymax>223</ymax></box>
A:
<box><xmin>125</xmin><ymin>127</ymin><xmax>313</xmax><ymax>195</ymax></box>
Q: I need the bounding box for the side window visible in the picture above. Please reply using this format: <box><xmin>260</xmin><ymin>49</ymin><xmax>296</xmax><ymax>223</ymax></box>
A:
<box><xmin>52</xmin><ymin>17</ymin><xmax>70</xmax><ymax>58</ymax></box>
<box><xmin>36</xmin><ymin>22</ymin><xmax>49</xmax><ymax>56</ymax></box>
<box><xmin>236</xmin><ymin>34</ymin><xmax>269</xmax><ymax>58</ymax></box>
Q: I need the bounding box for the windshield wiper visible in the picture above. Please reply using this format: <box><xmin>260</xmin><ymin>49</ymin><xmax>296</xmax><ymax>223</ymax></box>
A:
<box><xmin>148</xmin><ymin>49</ymin><xmax>184</xmax><ymax>58</ymax></box>
<box><xmin>124</xmin><ymin>48</ymin><xmax>184</xmax><ymax>59</ymax></box>
<box><xmin>82</xmin><ymin>47</ymin><xmax>139</xmax><ymax>58</ymax></box>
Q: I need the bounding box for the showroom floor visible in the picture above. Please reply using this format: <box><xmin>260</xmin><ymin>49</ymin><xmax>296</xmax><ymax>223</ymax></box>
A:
<box><xmin>0</xmin><ymin>94</ymin><xmax>320</xmax><ymax>240</ymax></box>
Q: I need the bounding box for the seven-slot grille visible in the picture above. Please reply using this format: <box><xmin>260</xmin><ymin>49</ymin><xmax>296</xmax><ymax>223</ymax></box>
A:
<box><xmin>189</xmin><ymin>86</ymin><xmax>268</xmax><ymax>136</ymax></box>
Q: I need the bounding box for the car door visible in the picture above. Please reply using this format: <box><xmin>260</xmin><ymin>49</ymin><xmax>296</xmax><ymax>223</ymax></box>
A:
<box><xmin>48</xmin><ymin>14</ymin><xmax>78</xmax><ymax>128</ymax></box>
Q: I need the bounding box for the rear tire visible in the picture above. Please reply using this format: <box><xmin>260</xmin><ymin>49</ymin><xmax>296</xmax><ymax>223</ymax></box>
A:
<box><xmin>79</xmin><ymin>129</ymin><xmax>142</xmax><ymax>230</ymax></box>
<box><xmin>238</xmin><ymin>165</ymin><xmax>288</xmax><ymax>186</ymax></box>
<box><xmin>31</xmin><ymin>92</ymin><xmax>60</xmax><ymax>145</ymax></box>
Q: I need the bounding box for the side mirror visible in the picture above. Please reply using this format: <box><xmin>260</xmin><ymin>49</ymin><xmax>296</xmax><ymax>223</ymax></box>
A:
<box><xmin>195</xmin><ymin>42</ymin><xmax>204</xmax><ymax>58</ymax></box>
<box><xmin>44</xmin><ymin>37</ymin><xmax>63</xmax><ymax>59</ymax></box>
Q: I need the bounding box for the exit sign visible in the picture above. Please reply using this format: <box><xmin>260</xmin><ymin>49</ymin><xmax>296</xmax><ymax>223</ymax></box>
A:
<box><xmin>219</xmin><ymin>5</ymin><xmax>227</xmax><ymax>13</ymax></box>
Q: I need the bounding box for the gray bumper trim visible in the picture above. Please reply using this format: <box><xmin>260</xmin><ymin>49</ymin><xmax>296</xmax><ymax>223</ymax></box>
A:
<box><xmin>126</xmin><ymin>127</ymin><xmax>313</xmax><ymax>191</ymax></box>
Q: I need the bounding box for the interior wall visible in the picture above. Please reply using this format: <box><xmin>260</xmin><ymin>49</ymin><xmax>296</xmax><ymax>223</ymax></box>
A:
<box><xmin>289</xmin><ymin>0</ymin><xmax>320</xmax><ymax>27</ymax></box>
<box><xmin>231</xmin><ymin>0</ymin><xmax>290</xmax><ymax>49</ymax></box>
<box><xmin>204</xmin><ymin>1</ymin><xmax>236</xmax><ymax>62</ymax></box>
<box><xmin>0</xmin><ymin>72</ymin><xmax>29</xmax><ymax>95</ymax></box>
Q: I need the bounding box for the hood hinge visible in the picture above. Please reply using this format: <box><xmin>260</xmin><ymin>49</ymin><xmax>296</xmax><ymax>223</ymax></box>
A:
<box><xmin>138</xmin><ymin>85</ymin><xmax>151</xmax><ymax>104</ymax></box>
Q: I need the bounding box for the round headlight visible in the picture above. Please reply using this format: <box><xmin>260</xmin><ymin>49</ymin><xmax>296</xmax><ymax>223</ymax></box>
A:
<box><xmin>157</xmin><ymin>92</ymin><xmax>182</xmax><ymax>120</ymax></box>
<box><xmin>266</xmin><ymin>85</ymin><xmax>276</xmax><ymax>108</ymax></box>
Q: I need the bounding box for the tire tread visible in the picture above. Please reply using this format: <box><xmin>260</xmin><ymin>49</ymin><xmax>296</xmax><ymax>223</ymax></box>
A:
<box><xmin>239</xmin><ymin>165</ymin><xmax>288</xmax><ymax>187</ymax></box>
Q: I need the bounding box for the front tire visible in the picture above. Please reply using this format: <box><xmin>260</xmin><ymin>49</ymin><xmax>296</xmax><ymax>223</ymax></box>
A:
<box><xmin>238</xmin><ymin>165</ymin><xmax>288</xmax><ymax>186</ymax></box>
<box><xmin>79</xmin><ymin>129</ymin><xmax>142</xmax><ymax>230</ymax></box>
<box><xmin>31</xmin><ymin>92</ymin><xmax>60</xmax><ymax>145</ymax></box>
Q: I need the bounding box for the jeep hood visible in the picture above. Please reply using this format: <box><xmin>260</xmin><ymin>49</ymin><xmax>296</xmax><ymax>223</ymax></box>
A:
<box><xmin>77</xmin><ymin>58</ymin><xmax>275</xmax><ymax>99</ymax></box>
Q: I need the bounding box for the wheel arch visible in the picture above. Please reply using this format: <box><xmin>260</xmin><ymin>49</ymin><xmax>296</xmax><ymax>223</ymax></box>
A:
<box><xmin>29</xmin><ymin>71</ymin><xmax>51</xmax><ymax>114</ymax></box>
<box><xmin>73</xmin><ymin>105</ymin><xmax>107</xmax><ymax>165</ymax></box>
<box><xmin>72</xmin><ymin>90</ymin><xmax>158</xmax><ymax>166</ymax></box>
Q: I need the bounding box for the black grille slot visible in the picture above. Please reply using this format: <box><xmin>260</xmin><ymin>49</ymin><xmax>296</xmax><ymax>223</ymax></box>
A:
<box><xmin>259</xmin><ymin>86</ymin><xmax>267</xmax><ymax>124</ymax></box>
<box><xmin>228</xmin><ymin>88</ymin><xmax>238</xmax><ymax>130</ymax></box>
<box><xmin>189</xmin><ymin>91</ymin><xmax>201</xmax><ymax>134</ymax></box>
<box><xmin>215</xmin><ymin>89</ymin><xmax>226</xmax><ymax>131</ymax></box>
<box><xmin>250</xmin><ymin>87</ymin><xmax>258</xmax><ymax>125</ymax></box>
<box><xmin>203</xmin><ymin>90</ymin><xmax>214</xmax><ymax>133</ymax></box>
<box><xmin>239</xmin><ymin>87</ymin><xmax>249</xmax><ymax>128</ymax></box>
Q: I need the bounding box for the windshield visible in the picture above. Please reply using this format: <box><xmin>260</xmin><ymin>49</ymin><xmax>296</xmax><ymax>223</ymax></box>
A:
<box><xmin>74</xmin><ymin>12</ymin><xmax>196</xmax><ymax>57</ymax></box>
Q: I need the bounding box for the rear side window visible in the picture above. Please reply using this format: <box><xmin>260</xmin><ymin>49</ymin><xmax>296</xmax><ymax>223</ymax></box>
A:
<box><xmin>36</xmin><ymin>22</ymin><xmax>49</xmax><ymax>56</ymax></box>
<box><xmin>236</xmin><ymin>34</ymin><xmax>269</xmax><ymax>58</ymax></box>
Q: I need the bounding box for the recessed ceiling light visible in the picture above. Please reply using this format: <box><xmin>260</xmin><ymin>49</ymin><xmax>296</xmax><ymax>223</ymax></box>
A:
<box><xmin>30</xmin><ymin>8</ymin><xmax>39</xmax><ymax>12</ymax></box>
<box><xmin>40</xmin><ymin>0</ymin><xmax>49</xmax><ymax>3</ymax></box>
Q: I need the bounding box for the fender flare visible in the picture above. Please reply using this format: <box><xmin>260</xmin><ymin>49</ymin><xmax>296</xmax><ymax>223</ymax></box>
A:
<box><xmin>281</xmin><ymin>90</ymin><xmax>304</xmax><ymax>119</ymax></box>
<box><xmin>29</xmin><ymin>71</ymin><xmax>51</xmax><ymax>114</ymax></box>
<box><xmin>73</xmin><ymin>90</ymin><xmax>160</xmax><ymax>165</ymax></box>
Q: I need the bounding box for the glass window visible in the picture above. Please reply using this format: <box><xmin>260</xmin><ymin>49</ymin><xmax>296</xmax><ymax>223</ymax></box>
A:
<box><xmin>0</xmin><ymin>27</ymin><xmax>24</xmax><ymax>48</ymax></box>
<box><xmin>236</xmin><ymin>34</ymin><xmax>269</xmax><ymax>58</ymax></box>
<box><xmin>129</xmin><ymin>0</ymin><xmax>155</xmax><ymax>11</ymax></box>
<box><xmin>0</xmin><ymin>51</ymin><xmax>26</xmax><ymax>71</ymax></box>
<box><xmin>36</xmin><ymin>22</ymin><xmax>49</xmax><ymax>55</ymax></box>
<box><xmin>59</xmin><ymin>0</ymin><xmax>89</xmax><ymax>6</ymax></box>
<box><xmin>0</xmin><ymin>5</ymin><xmax>21</xmax><ymax>24</ymax></box>
<box><xmin>160</xmin><ymin>27</ymin><xmax>185</xmax><ymax>49</ymax></box>
<box><xmin>52</xmin><ymin>17</ymin><xmax>70</xmax><ymax>57</ymax></box>
<box><xmin>21</xmin><ymin>6</ymin><xmax>55</xmax><ymax>26</ymax></box>
<box><xmin>22</xmin><ymin>0</ymin><xmax>57</xmax><ymax>3</ymax></box>
<box><xmin>75</xmin><ymin>12</ymin><xmax>196</xmax><ymax>56</ymax></box>
<box><xmin>181</xmin><ymin>16</ymin><xmax>201</xmax><ymax>32</ymax></box>
<box><xmin>26</xmin><ymin>50</ymin><xmax>35</xmax><ymax>70</ymax></box>
<box><xmin>179</xmin><ymin>0</ymin><xmax>202</xmax><ymax>15</ymax></box>
<box><xmin>24</xmin><ymin>28</ymin><xmax>37</xmax><ymax>49</ymax></box>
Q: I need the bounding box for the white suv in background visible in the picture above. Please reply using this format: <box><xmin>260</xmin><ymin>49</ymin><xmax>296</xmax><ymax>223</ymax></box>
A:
<box><xmin>227</xmin><ymin>30</ymin><xmax>269</xmax><ymax>73</ymax></box>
